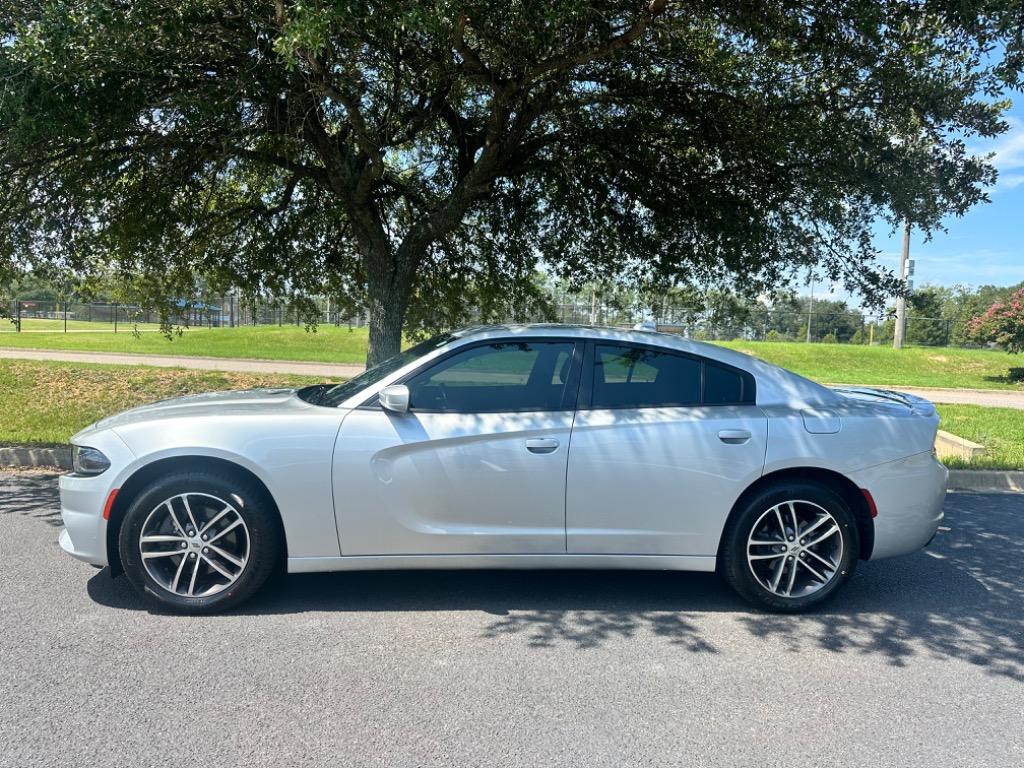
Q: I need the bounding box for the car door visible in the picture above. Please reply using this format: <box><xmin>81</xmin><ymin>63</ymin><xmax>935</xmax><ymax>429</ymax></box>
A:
<box><xmin>332</xmin><ymin>338</ymin><xmax>582</xmax><ymax>555</ymax></box>
<box><xmin>565</xmin><ymin>342</ymin><xmax>767</xmax><ymax>556</ymax></box>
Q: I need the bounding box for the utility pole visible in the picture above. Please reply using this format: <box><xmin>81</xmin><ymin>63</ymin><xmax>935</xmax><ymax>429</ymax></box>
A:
<box><xmin>806</xmin><ymin>277</ymin><xmax>815</xmax><ymax>343</ymax></box>
<box><xmin>894</xmin><ymin>221</ymin><xmax>910</xmax><ymax>349</ymax></box>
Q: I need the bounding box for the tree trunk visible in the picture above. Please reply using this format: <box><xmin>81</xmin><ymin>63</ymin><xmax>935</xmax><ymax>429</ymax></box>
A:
<box><xmin>365</xmin><ymin>288</ymin><xmax>406</xmax><ymax>367</ymax></box>
<box><xmin>364</xmin><ymin>248</ymin><xmax>415</xmax><ymax>368</ymax></box>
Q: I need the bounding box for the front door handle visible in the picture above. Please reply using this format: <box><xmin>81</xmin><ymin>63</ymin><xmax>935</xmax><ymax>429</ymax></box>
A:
<box><xmin>718</xmin><ymin>429</ymin><xmax>752</xmax><ymax>444</ymax></box>
<box><xmin>525</xmin><ymin>438</ymin><xmax>560</xmax><ymax>454</ymax></box>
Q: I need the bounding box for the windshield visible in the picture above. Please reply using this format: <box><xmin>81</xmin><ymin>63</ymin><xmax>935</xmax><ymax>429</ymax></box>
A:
<box><xmin>315</xmin><ymin>332</ymin><xmax>457</xmax><ymax>408</ymax></box>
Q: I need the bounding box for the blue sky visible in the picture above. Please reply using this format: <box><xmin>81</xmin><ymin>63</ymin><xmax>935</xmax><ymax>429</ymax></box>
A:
<box><xmin>861</xmin><ymin>102</ymin><xmax>1024</xmax><ymax>296</ymax></box>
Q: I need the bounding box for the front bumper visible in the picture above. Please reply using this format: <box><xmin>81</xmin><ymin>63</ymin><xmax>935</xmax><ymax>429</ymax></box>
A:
<box><xmin>59</xmin><ymin>472</ymin><xmax>115</xmax><ymax>566</ymax></box>
<box><xmin>58</xmin><ymin>431</ymin><xmax>135</xmax><ymax>568</ymax></box>
<box><xmin>849</xmin><ymin>451</ymin><xmax>948</xmax><ymax>560</ymax></box>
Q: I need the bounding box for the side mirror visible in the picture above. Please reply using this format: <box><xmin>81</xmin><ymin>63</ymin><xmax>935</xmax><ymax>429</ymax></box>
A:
<box><xmin>379</xmin><ymin>384</ymin><xmax>410</xmax><ymax>414</ymax></box>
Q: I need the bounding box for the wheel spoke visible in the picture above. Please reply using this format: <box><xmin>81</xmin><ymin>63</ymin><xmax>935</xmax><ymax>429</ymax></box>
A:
<box><xmin>773</xmin><ymin>506</ymin><xmax>787</xmax><ymax>540</ymax></box>
<box><xmin>769</xmin><ymin>557</ymin><xmax>787</xmax><ymax>592</ymax></box>
<box><xmin>143</xmin><ymin>550</ymin><xmax>184</xmax><ymax>560</ymax></box>
<box><xmin>201</xmin><ymin>554</ymin><xmax>233</xmax><ymax>580</ymax></box>
<box><xmin>805</xmin><ymin>525</ymin><xmax>840</xmax><ymax>548</ymax></box>
<box><xmin>787</xmin><ymin>502</ymin><xmax>799</xmax><ymax>539</ymax></box>
<box><xmin>182</xmin><ymin>495</ymin><xmax>200</xmax><ymax>534</ymax></box>
<box><xmin>749</xmin><ymin>552</ymin><xmax>785</xmax><ymax>561</ymax></box>
<box><xmin>799</xmin><ymin>514</ymin><xmax>830</xmax><ymax>539</ymax></box>
<box><xmin>797</xmin><ymin>557</ymin><xmax>828</xmax><ymax>583</ymax></box>
<box><xmin>164</xmin><ymin>501</ymin><xmax>187</xmax><ymax>537</ymax></box>
<box><xmin>784</xmin><ymin>557</ymin><xmax>799</xmax><ymax>596</ymax></box>
<box><xmin>749</xmin><ymin>539</ymin><xmax>782</xmax><ymax>546</ymax></box>
<box><xmin>805</xmin><ymin>547</ymin><xmax>837</xmax><ymax>571</ymax></box>
<box><xmin>141</xmin><ymin>534</ymin><xmax>185</xmax><ymax>544</ymax></box>
<box><xmin>207</xmin><ymin>543</ymin><xmax>244</xmax><ymax>568</ymax></box>
<box><xmin>199</xmin><ymin>506</ymin><xmax>232</xmax><ymax>536</ymax></box>
<box><xmin>186</xmin><ymin>556</ymin><xmax>201</xmax><ymax>596</ymax></box>
<box><xmin>170</xmin><ymin>553</ymin><xmax>188</xmax><ymax>593</ymax></box>
<box><xmin>207</xmin><ymin>517</ymin><xmax>242</xmax><ymax>544</ymax></box>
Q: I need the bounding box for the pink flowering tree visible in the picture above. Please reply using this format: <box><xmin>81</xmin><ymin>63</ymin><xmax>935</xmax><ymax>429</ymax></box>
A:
<box><xmin>967</xmin><ymin>289</ymin><xmax>1024</xmax><ymax>354</ymax></box>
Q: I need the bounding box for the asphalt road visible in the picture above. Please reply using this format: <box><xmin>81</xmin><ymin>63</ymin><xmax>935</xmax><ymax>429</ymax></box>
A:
<box><xmin>2</xmin><ymin>471</ymin><xmax>1022</xmax><ymax>767</ymax></box>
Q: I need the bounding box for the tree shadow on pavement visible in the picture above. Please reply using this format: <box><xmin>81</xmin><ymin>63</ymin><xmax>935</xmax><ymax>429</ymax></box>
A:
<box><xmin>0</xmin><ymin>471</ymin><xmax>62</xmax><ymax>527</ymax></box>
<box><xmin>85</xmin><ymin>493</ymin><xmax>1024</xmax><ymax>680</ymax></box>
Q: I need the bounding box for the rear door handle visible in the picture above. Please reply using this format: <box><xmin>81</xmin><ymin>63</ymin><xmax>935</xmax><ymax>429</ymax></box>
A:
<box><xmin>718</xmin><ymin>430</ymin><xmax>752</xmax><ymax>444</ymax></box>
<box><xmin>525</xmin><ymin>438</ymin><xmax>560</xmax><ymax>454</ymax></box>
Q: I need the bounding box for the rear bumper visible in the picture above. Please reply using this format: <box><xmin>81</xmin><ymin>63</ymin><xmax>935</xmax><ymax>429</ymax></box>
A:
<box><xmin>849</xmin><ymin>451</ymin><xmax>948</xmax><ymax>560</ymax></box>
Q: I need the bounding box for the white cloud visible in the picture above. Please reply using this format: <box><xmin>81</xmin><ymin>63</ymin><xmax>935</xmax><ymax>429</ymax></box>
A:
<box><xmin>999</xmin><ymin>173</ymin><xmax>1024</xmax><ymax>189</ymax></box>
<box><xmin>984</xmin><ymin>116</ymin><xmax>1024</xmax><ymax>190</ymax></box>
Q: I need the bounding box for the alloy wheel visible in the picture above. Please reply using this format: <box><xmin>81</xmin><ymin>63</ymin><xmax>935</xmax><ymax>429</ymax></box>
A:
<box><xmin>746</xmin><ymin>499</ymin><xmax>844</xmax><ymax>599</ymax></box>
<box><xmin>138</xmin><ymin>492</ymin><xmax>250</xmax><ymax>598</ymax></box>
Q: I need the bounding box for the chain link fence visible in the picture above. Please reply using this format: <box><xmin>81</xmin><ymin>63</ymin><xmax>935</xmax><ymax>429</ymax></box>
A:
<box><xmin>2</xmin><ymin>297</ymin><xmax>365</xmax><ymax>332</ymax></box>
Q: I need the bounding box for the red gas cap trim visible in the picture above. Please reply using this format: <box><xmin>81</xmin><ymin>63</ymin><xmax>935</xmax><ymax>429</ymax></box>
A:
<box><xmin>860</xmin><ymin>488</ymin><xmax>878</xmax><ymax>518</ymax></box>
<box><xmin>102</xmin><ymin>489</ymin><xmax>119</xmax><ymax>521</ymax></box>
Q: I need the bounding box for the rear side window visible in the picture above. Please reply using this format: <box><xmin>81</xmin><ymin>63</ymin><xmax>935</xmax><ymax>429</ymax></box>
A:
<box><xmin>589</xmin><ymin>344</ymin><xmax>754</xmax><ymax>408</ymax></box>
<box><xmin>406</xmin><ymin>341</ymin><xmax>576</xmax><ymax>412</ymax></box>
<box><xmin>704</xmin><ymin>362</ymin><xmax>746</xmax><ymax>404</ymax></box>
<box><xmin>592</xmin><ymin>345</ymin><xmax>701</xmax><ymax>408</ymax></box>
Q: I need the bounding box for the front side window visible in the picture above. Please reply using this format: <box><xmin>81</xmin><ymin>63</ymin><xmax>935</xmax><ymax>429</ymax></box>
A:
<box><xmin>406</xmin><ymin>341</ymin><xmax>576</xmax><ymax>412</ymax></box>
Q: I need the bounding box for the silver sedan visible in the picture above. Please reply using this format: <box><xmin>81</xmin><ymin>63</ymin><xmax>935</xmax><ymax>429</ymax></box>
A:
<box><xmin>59</xmin><ymin>325</ymin><xmax>947</xmax><ymax>613</ymax></box>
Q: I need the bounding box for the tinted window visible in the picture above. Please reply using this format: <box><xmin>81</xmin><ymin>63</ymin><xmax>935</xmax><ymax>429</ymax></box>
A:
<box><xmin>704</xmin><ymin>362</ymin><xmax>746</xmax><ymax>404</ymax></box>
<box><xmin>317</xmin><ymin>332</ymin><xmax>456</xmax><ymax>407</ymax></box>
<box><xmin>406</xmin><ymin>341</ymin><xmax>576</xmax><ymax>412</ymax></box>
<box><xmin>591</xmin><ymin>345</ymin><xmax>701</xmax><ymax>408</ymax></box>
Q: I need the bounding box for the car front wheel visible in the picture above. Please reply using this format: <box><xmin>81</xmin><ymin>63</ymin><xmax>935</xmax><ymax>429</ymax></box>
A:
<box><xmin>118</xmin><ymin>471</ymin><xmax>281</xmax><ymax>614</ymax></box>
<box><xmin>720</xmin><ymin>481</ymin><xmax>860</xmax><ymax>612</ymax></box>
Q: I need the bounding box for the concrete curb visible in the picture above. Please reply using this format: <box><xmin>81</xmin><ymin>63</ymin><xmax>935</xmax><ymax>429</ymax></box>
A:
<box><xmin>947</xmin><ymin>470</ymin><xmax>1024</xmax><ymax>493</ymax></box>
<box><xmin>1</xmin><ymin>444</ymin><xmax>1021</xmax><ymax>492</ymax></box>
<box><xmin>935</xmin><ymin>430</ymin><xmax>986</xmax><ymax>460</ymax></box>
<box><xmin>0</xmin><ymin>445</ymin><xmax>71</xmax><ymax>470</ymax></box>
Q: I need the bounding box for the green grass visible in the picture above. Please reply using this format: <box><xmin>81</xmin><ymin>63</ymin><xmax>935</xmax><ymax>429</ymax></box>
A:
<box><xmin>0</xmin><ymin>359</ymin><xmax>322</xmax><ymax>445</ymax></box>
<box><xmin>0</xmin><ymin>323</ymin><xmax>375</xmax><ymax>364</ymax></box>
<box><xmin>936</xmin><ymin>405</ymin><xmax>1024</xmax><ymax>471</ymax></box>
<box><xmin>1</xmin><ymin>324</ymin><xmax>1023</xmax><ymax>390</ymax></box>
<box><xmin>721</xmin><ymin>341</ymin><xmax>1024</xmax><ymax>390</ymax></box>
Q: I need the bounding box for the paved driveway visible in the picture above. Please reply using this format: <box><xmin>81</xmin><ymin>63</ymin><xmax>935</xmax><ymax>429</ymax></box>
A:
<box><xmin>1</xmin><ymin>471</ymin><xmax>1022</xmax><ymax>767</ymax></box>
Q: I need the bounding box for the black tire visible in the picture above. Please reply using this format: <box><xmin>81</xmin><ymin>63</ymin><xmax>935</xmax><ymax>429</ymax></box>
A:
<box><xmin>719</xmin><ymin>480</ymin><xmax>859</xmax><ymax>613</ymax></box>
<box><xmin>118</xmin><ymin>470</ymin><xmax>281</xmax><ymax>614</ymax></box>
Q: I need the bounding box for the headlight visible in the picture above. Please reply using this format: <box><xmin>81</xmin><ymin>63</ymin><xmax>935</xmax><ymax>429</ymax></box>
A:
<box><xmin>72</xmin><ymin>445</ymin><xmax>111</xmax><ymax>476</ymax></box>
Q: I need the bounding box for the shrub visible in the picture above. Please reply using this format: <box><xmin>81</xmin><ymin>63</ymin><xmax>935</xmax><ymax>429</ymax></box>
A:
<box><xmin>821</xmin><ymin>331</ymin><xmax>838</xmax><ymax>343</ymax></box>
<box><xmin>967</xmin><ymin>288</ymin><xmax>1024</xmax><ymax>353</ymax></box>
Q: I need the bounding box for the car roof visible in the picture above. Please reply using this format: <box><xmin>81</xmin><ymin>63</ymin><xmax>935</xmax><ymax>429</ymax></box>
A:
<box><xmin>449</xmin><ymin>324</ymin><xmax>838</xmax><ymax>407</ymax></box>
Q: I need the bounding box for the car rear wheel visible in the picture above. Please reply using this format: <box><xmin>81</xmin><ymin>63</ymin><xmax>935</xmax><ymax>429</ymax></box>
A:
<box><xmin>720</xmin><ymin>481</ymin><xmax>859</xmax><ymax>612</ymax></box>
<box><xmin>118</xmin><ymin>471</ymin><xmax>281</xmax><ymax>614</ymax></box>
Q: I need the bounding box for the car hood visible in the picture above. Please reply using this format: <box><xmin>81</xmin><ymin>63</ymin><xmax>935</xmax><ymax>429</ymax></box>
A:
<box><xmin>72</xmin><ymin>388</ymin><xmax>303</xmax><ymax>440</ymax></box>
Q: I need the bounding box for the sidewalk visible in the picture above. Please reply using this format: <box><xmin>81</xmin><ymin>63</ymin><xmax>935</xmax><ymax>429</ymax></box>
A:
<box><xmin>0</xmin><ymin>347</ymin><xmax>363</xmax><ymax>379</ymax></box>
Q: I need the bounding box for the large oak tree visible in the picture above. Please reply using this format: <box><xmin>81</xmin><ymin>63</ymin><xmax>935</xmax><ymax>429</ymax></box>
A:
<box><xmin>1</xmin><ymin>1</ymin><xmax>1021</xmax><ymax>364</ymax></box>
